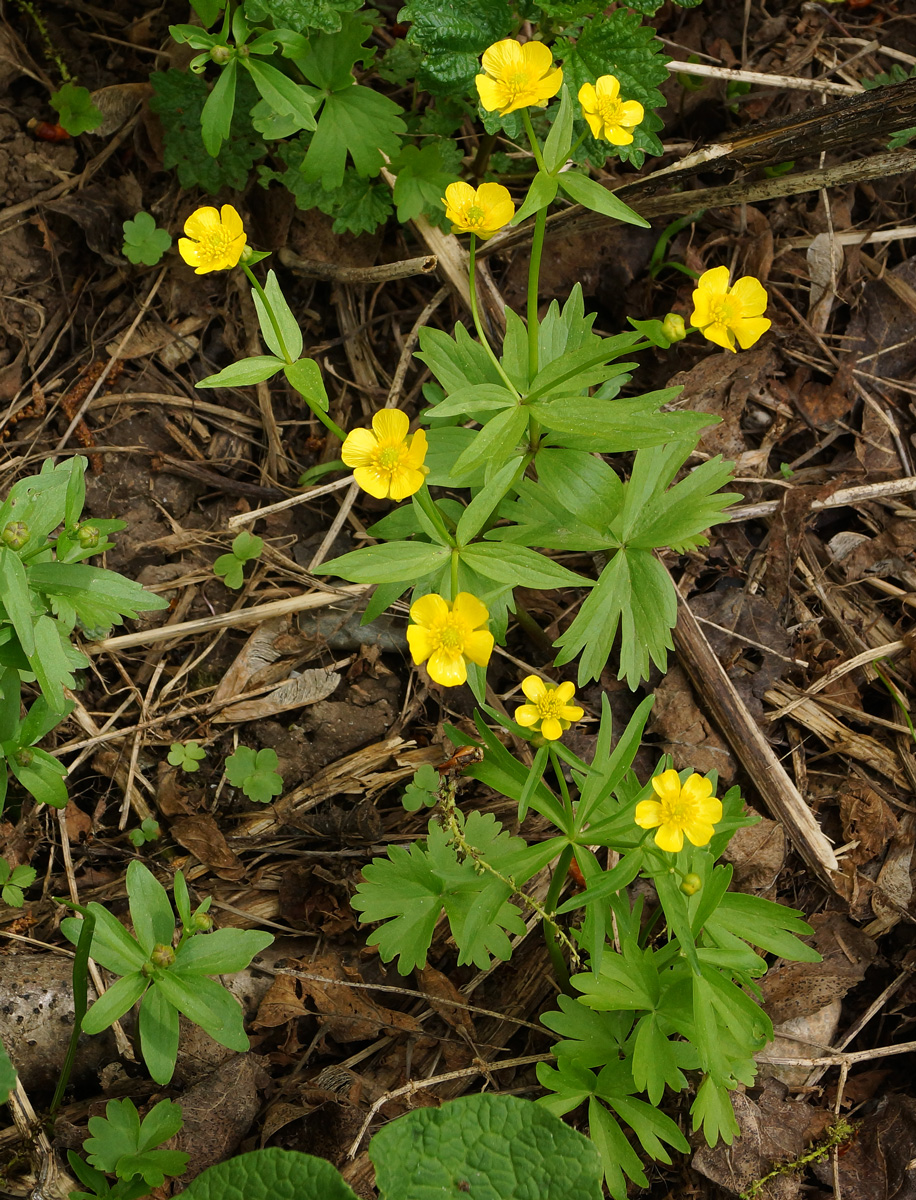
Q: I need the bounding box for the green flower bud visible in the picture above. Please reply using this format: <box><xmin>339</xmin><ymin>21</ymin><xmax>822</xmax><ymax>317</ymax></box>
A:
<box><xmin>150</xmin><ymin>943</ymin><xmax>176</xmax><ymax>968</ymax></box>
<box><xmin>209</xmin><ymin>44</ymin><xmax>232</xmax><ymax>64</ymax></box>
<box><xmin>191</xmin><ymin>912</ymin><xmax>213</xmax><ymax>932</ymax></box>
<box><xmin>661</xmin><ymin>313</ymin><xmax>687</xmax><ymax>344</ymax></box>
<box><xmin>238</xmin><ymin>243</ymin><xmax>253</xmax><ymax>263</ymax></box>
<box><xmin>15</xmin><ymin>747</ymin><xmax>33</xmax><ymax>767</ymax></box>
<box><xmin>77</xmin><ymin>523</ymin><xmax>100</xmax><ymax>549</ymax></box>
<box><xmin>141</xmin><ymin>961</ymin><xmax>155</xmax><ymax>977</ymax></box>
<box><xmin>237</xmin><ymin>43</ymin><xmax>250</xmax><ymax>56</ymax></box>
<box><xmin>680</xmin><ymin>873</ymin><xmax>702</xmax><ymax>896</ymax></box>
<box><xmin>2</xmin><ymin>521</ymin><xmax>29</xmax><ymax>550</ymax></box>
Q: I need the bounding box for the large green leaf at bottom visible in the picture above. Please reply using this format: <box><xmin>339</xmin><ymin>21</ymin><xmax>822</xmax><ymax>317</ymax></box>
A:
<box><xmin>180</xmin><ymin>1149</ymin><xmax>357</xmax><ymax>1200</ymax></box>
<box><xmin>371</xmin><ymin>1093</ymin><xmax>603</xmax><ymax>1200</ymax></box>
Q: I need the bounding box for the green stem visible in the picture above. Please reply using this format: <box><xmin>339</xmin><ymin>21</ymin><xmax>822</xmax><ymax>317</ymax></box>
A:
<box><xmin>415</xmin><ymin>482</ymin><xmax>456</xmax><ymax>547</ymax></box>
<box><xmin>568</xmin><ymin>129</ymin><xmax>589</xmax><ymax>161</ymax></box>
<box><xmin>450</xmin><ymin>548</ymin><xmax>460</xmax><ymax>601</ymax></box>
<box><xmin>548</xmin><ymin>744</ymin><xmax>573</xmax><ymax>822</ymax></box>
<box><xmin>468</xmin><ymin>235</ymin><xmax>521</xmax><ymax>398</ymax></box>
<box><xmin>526</xmin><ymin>205</ymin><xmax>548</xmax><ymax>383</ymax></box>
<box><xmin>50</xmin><ymin>910</ymin><xmax>96</xmax><ymax>1116</ymax></box>
<box><xmin>307</xmin><ymin>404</ymin><xmax>348</xmax><ymax>444</ymax></box>
<box><xmin>522</xmin><ymin>109</ymin><xmax>546</xmax><ymax>173</ymax></box>
<box><xmin>242</xmin><ymin>264</ymin><xmax>292</xmax><ymax>365</ymax></box>
<box><xmin>543</xmin><ymin>844</ymin><xmax>574</xmax><ymax>993</ymax></box>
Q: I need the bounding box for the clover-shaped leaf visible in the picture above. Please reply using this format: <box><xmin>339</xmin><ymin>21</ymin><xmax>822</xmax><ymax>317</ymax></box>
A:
<box><xmin>122</xmin><ymin>213</ymin><xmax>172</xmax><ymax>266</ymax></box>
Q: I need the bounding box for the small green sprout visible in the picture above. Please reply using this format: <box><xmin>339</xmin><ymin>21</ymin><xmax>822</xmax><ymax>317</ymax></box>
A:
<box><xmin>225</xmin><ymin>745</ymin><xmax>283</xmax><ymax>803</ymax></box>
<box><xmin>50</xmin><ymin>82</ymin><xmax>103</xmax><ymax>135</ymax></box>
<box><xmin>213</xmin><ymin>531</ymin><xmax>264</xmax><ymax>590</ymax></box>
<box><xmin>128</xmin><ymin>817</ymin><xmax>161</xmax><ymax>847</ymax></box>
<box><xmin>168</xmin><ymin>741</ymin><xmax>207</xmax><ymax>773</ymax></box>
<box><xmin>0</xmin><ymin>858</ymin><xmax>37</xmax><ymax>907</ymax></box>
<box><xmin>401</xmin><ymin>763</ymin><xmax>441</xmax><ymax>812</ymax></box>
<box><xmin>121</xmin><ymin>213</ymin><xmax>172</xmax><ymax>266</ymax></box>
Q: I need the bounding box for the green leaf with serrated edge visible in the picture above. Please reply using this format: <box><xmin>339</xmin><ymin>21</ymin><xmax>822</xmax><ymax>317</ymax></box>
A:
<box><xmin>200</xmin><ymin>57</ymin><xmax>237</xmax><ymax>156</ymax></box>
<box><xmin>606</xmin><ymin>1091</ymin><xmax>689</xmax><ymax>1163</ymax></box>
<box><xmin>122</xmin><ymin>213</ymin><xmax>171</xmax><ymax>266</ymax></box>
<box><xmin>390</xmin><ymin>140</ymin><xmax>456</xmax><ymax>224</ymax></box>
<box><xmin>628</xmin><ymin>457</ymin><xmax>739</xmax><ymax>552</ymax></box>
<box><xmin>85</xmin><ymin>1098</ymin><xmax>140</xmax><ymax>1172</ymax></box>
<box><xmin>61</xmin><ymin>904</ymin><xmax>147</xmax><ymax>975</ymax></box>
<box><xmin>455</xmin><ymin>457</ymin><xmax>525</xmax><ymax>546</ymax></box>
<box><xmin>589</xmin><ymin>1093</ymin><xmax>646</xmax><ymax>1197</ymax></box>
<box><xmin>543</xmin><ymin>84</ymin><xmax>575</xmax><ymax>173</ymax></box>
<box><xmin>557</xmin><ymin>170</ymin><xmax>648</xmax><ymax>227</ymax></box>
<box><xmin>692</xmin><ymin>1074</ymin><xmax>740</xmax><ymax>1145</ymax></box>
<box><xmin>541</xmin><ymin>994</ymin><xmax>632</xmax><ymax>1069</ymax></box>
<box><xmin>0</xmin><ymin>1040</ymin><xmax>16</xmax><ymax>1102</ymax></box>
<box><xmin>181</xmin><ymin>1148</ymin><xmax>358</xmax><ymax>1200</ymax></box>
<box><xmin>450</xmin><ymin>405</ymin><xmax>527</xmax><ymax>480</ymax></box>
<box><xmin>459</xmin><ymin>543</ymin><xmax>589</xmax><ymax>590</ymax></box>
<box><xmin>352</xmin><ymin>840</ymin><xmax>445</xmax><ymax>973</ymax></box>
<box><xmin>50</xmin><ymin>82</ymin><xmax>103</xmax><ymax>135</ymax></box>
<box><xmin>512</xmin><ymin>170</ymin><xmax>559</xmax><ymax>226</ymax></box>
<box><xmin>300</xmin><ymin>86</ymin><xmax>405</xmax><ymax>190</ymax></box>
<box><xmin>136</xmin><ymin>1097</ymin><xmax>186</xmax><ymax>1155</ymax></box>
<box><xmin>534</xmin><ymin>448</ymin><xmax>623</xmax><ymax>534</ymax></box>
<box><xmin>322</xmin><ymin>542</ymin><xmax>449</xmax><ymax>584</ymax></box>
<box><xmin>81</xmin><ymin>971</ymin><xmax>149</xmax><ymax>1035</ymax></box>
<box><xmin>152</xmin><ymin>970</ymin><xmax>249</xmax><ymax>1049</ymax></box>
<box><xmin>196</xmin><ymin>356</ymin><xmax>284</xmax><ymax>388</ymax></box>
<box><xmin>252</xmin><ymin>271</ymin><xmax>302</xmax><ymax>361</ymax></box>
<box><xmin>243</xmin><ymin>58</ymin><xmax>317</xmax><ymax>132</ymax></box>
<box><xmin>400</xmin><ymin>0</ymin><xmax>512</xmax><ymax>95</ymax></box>
<box><xmin>707</xmin><ymin>892</ymin><xmax>819</xmax><ymax>960</ymax></box>
<box><xmin>572</xmin><ymin>942</ymin><xmax>660</xmax><ymax>1012</ymax></box>
<box><xmin>372</xmin><ymin>1093</ymin><xmax>603</xmax><ymax>1200</ymax></box>
<box><xmin>284</xmin><ymin>359</ymin><xmax>328</xmax><ymax>411</ymax></box>
<box><xmin>150</xmin><ymin>70</ymin><xmax>266</xmax><ymax>194</ymax></box>
<box><xmin>126</xmin><ymin>861</ymin><xmax>175</xmax><ymax>955</ymax></box>
<box><xmin>632</xmin><ymin>1014</ymin><xmax>687</xmax><ymax>1104</ymax></box>
<box><xmin>174</xmin><ymin>927</ymin><xmax>273</xmax><ymax>974</ymax></box>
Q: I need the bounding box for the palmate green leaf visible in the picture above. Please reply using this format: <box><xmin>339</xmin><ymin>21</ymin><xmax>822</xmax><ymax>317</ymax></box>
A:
<box><xmin>371</xmin><ymin>1094</ymin><xmax>604</xmax><ymax>1200</ymax></box>
<box><xmin>390</xmin><ymin>141</ymin><xmax>456</xmax><ymax>224</ymax></box>
<box><xmin>351</xmin><ymin>839</ymin><xmax>445</xmax><ymax>973</ymax></box>
<box><xmin>692</xmin><ymin>1074</ymin><xmax>740</xmax><ymax>1146</ymax></box>
<box><xmin>527</xmin><ymin>334</ymin><xmax>642</xmax><ymax>401</ymax></box>
<box><xmin>242</xmin><ymin>0</ymin><xmax>360</xmax><ymax>34</ymax></box>
<box><xmin>572</xmin><ymin>942</ymin><xmax>661</xmax><ymax>1013</ymax></box>
<box><xmin>532</xmin><ymin>394</ymin><xmax>707</xmax><ymax>453</ymax></box>
<box><xmin>85</xmin><ymin>1098</ymin><xmax>189</xmax><ymax>1184</ymax></box>
<box><xmin>322</xmin><ymin>542</ymin><xmax>450</xmax><ymax>584</ymax></box>
<box><xmin>400</xmin><ymin>0</ymin><xmax>512</xmax><ymax>95</ymax></box>
<box><xmin>121</xmin><ymin>213</ymin><xmax>171</xmax><ymax>267</ymax></box>
<box><xmin>260</xmin><ymin>145</ymin><xmax>394</xmax><ymax>234</ymax></box>
<box><xmin>554</xmin><ymin>546</ymin><xmax>677</xmax><ymax>686</ymax></box>
<box><xmin>541</xmin><ymin>993</ymin><xmax>632</xmax><ymax>1070</ymax></box>
<box><xmin>243</xmin><ymin>58</ymin><xmax>318</xmax><ymax>134</ymax></box>
<box><xmin>300</xmin><ymin>86</ymin><xmax>405</xmax><ymax>190</ymax></box>
<box><xmin>50</xmin><ymin>82</ymin><xmax>104</xmax><ymax>136</ymax></box>
<box><xmin>706</xmin><ymin>891</ymin><xmax>820</xmax><ymax>962</ymax></box>
<box><xmin>632</xmin><ymin>1013</ymin><xmax>688</xmax><ymax>1104</ymax></box>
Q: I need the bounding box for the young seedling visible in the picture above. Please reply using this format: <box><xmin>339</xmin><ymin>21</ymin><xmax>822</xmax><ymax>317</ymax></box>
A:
<box><xmin>121</xmin><ymin>213</ymin><xmax>172</xmax><ymax>266</ymax></box>
<box><xmin>168</xmin><ymin>741</ymin><xmax>207</xmax><ymax>773</ymax></box>
<box><xmin>213</xmin><ymin>531</ymin><xmax>263</xmax><ymax>590</ymax></box>
<box><xmin>50</xmin><ymin>82</ymin><xmax>103</xmax><ymax>135</ymax></box>
<box><xmin>0</xmin><ymin>859</ymin><xmax>37</xmax><ymax>907</ymax></box>
<box><xmin>225</xmin><ymin>746</ymin><xmax>283</xmax><ymax>803</ymax></box>
<box><xmin>128</xmin><ymin>818</ymin><xmax>161</xmax><ymax>848</ymax></box>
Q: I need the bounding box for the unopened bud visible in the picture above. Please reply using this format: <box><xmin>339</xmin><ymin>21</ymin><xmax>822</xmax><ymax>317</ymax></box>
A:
<box><xmin>661</xmin><ymin>313</ymin><xmax>687</xmax><ymax>343</ymax></box>
<box><xmin>209</xmin><ymin>44</ymin><xmax>232</xmax><ymax>64</ymax></box>
<box><xmin>191</xmin><ymin>912</ymin><xmax>213</xmax><ymax>932</ymax></box>
<box><xmin>2</xmin><ymin>521</ymin><xmax>29</xmax><ymax>550</ymax></box>
<box><xmin>15</xmin><ymin>747</ymin><xmax>33</xmax><ymax>767</ymax></box>
<box><xmin>77</xmin><ymin>523</ymin><xmax>100</xmax><ymax>549</ymax></box>
<box><xmin>150</xmin><ymin>943</ymin><xmax>176</xmax><ymax>968</ymax></box>
<box><xmin>239</xmin><ymin>243</ymin><xmax>253</xmax><ymax>263</ymax></box>
<box><xmin>237</xmin><ymin>43</ymin><xmax>250</xmax><ymax>56</ymax></box>
<box><xmin>680</xmin><ymin>873</ymin><xmax>702</xmax><ymax>896</ymax></box>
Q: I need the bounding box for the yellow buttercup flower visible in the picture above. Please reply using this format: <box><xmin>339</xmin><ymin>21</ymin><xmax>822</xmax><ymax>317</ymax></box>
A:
<box><xmin>178</xmin><ymin>205</ymin><xmax>247</xmax><ymax>274</ymax></box>
<box><xmin>514</xmin><ymin>676</ymin><xmax>583</xmax><ymax>741</ymax></box>
<box><xmin>475</xmin><ymin>39</ymin><xmax>563</xmax><ymax>117</ymax></box>
<box><xmin>577</xmin><ymin>75</ymin><xmax>644</xmax><ymax>145</ymax></box>
<box><xmin>341</xmin><ymin>409</ymin><xmax>429</xmax><ymax>501</ymax></box>
<box><xmin>634</xmin><ymin>769</ymin><xmax>723</xmax><ymax>854</ymax></box>
<box><xmin>690</xmin><ymin>266</ymin><xmax>772</xmax><ymax>353</ymax></box>
<box><xmin>443</xmin><ymin>181</ymin><xmax>515</xmax><ymax>241</ymax></box>
<box><xmin>406</xmin><ymin>592</ymin><xmax>494</xmax><ymax>687</ymax></box>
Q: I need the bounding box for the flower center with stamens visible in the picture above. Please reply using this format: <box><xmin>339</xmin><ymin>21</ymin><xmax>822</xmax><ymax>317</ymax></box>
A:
<box><xmin>433</xmin><ymin>616</ymin><xmax>466</xmax><ymax>653</ymax></box>
<box><xmin>536</xmin><ymin>692</ymin><xmax>565</xmax><ymax>720</ymax></box>
<box><xmin>376</xmin><ymin>445</ymin><xmax>406</xmax><ymax>470</ymax></box>
<box><xmin>707</xmin><ymin>296</ymin><xmax>737</xmax><ymax>326</ymax></box>
<box><xmin>465</xmin><ymin>205</ymin><xmax>485</xmax><ymax>227</ymax></box>
<box><xmin>506</xmin><ymin>70</ymin><xmax>531</xmax><ymax>97</ymax></box>
<box><xmin>596</xmin><ymin>96</ymin><xmax>624</xmax><ymax>126</ymax></box>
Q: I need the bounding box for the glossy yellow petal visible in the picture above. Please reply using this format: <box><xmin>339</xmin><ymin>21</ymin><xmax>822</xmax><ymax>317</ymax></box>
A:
<box><xmin>701</xmin><ymin>322</ymin><xmax>737</xmax><ymax>352</ymax></box>
<box><xmin>427</xmin><ymin>647</ymin><xmax>467</xmax><ymax>686</ymax></box>
<box><xmin>683</xmin><ymin>819</ymin><xmax>715</xmax><ymax>847</ymax></box>
<box><xmin>578</xmin><ymin>81</ymin><xmax>597</xmax><ymax>108</ymax></box>
<box><xmin>387</xmin><ymin>466</ymin><xmax>426</xmax><ymax>501</ymax></box>
<box><xmin>452</xmin><ymin>591</ymin><xmax>489</xmax><ymax>629</ymax></box>
<box><xmin>651</xmin><ymin>769</ymin><xmax>682</xmax><ymax>805</ymax></box>
<box><xmin>177</xmin><ymin>238</ymin><xmax>206</xmax><ymax>268</ymax></box>
<box><xmin>541</xmin><ymin>716</ymin><xmax>563</xmax><ymax>741</ymax></box>
<box><xmin>689</xmin><ymin>290</ymin><xmax>713</xmax><ymax>329</ymax></box>
<box><xmin>463</xmin><ymin>629</ymin><xmax>495</xmax><ymax>667</ymax></box>
<box><xmin>696</xmin><ymin>265</ymin><xmax>731</xmax><ymax>296</ymax></box>
<box><xmin>183</xmin><ymin>207</ymin><xmax>221</xmax><ymax>241</ymax></box>
<box><xmin>520</xmin><ymin>40</ymin><xmax>555</xmax><ymax>78</ymax></box>
<box><xmin>352</xmin><ymin>465</ymin><xmax>391</xmax><ymax>498</ymax></box>
<box><xmin>477</xmin><ymin>182</ymin><xmax>513</xmax><ymax>210</ymax></box>
<box><xmin>514</xmin><ymin>704</ymin><xmax>540</xmax><ymax>728</ymax></box>
<box><xmin>406</xmin><ymin>624</ymin><xmax>435</xmax><ymax>665</ymax></box>
<box><xmin>444</xmin><ymin>181</ymin><xmax>476</xmax><ymax>212</ymax></box>
<box><xmin>410</xmin><ymin>593</ymin><xmax>449</xmax><ymax>628</ymax></box>
<box><xmin>606</xmin><ymin>124</ymin><xmax>634</xmax><ymax>146</ymax></box>
<box><xmin>475</xmin><ymin>74</ymin><xmax>507</xmax><ymax>113</ymax></box>
<box><xmin>595</xmin><ymin>74</ymin><xmax>621</xmax><ymax>101</ymax></box>
<box><xmin>581</xmin><ymin>109</ymin><xmax>604</xmax><ymax>139</ymax></box>
<box><xmin>404</xmin><ymin>429</ymin><xmax>429</xmax><ymax>470</ymax></box>
<box><xmin>654</xmin><ymin>823</ymin><xmax>685</xmax><ymax>853</ymax></box>
<box><xmin>481</xmin><ymin>39</ymin><xmax>524</xmax><ymax>78</ymax></box>
<box><xmin>619</xmin><ymin>100</ymin><xmax>644</xmax><ymax>127</ymax></box>
<box><xmin>680</xmin><ymin>774</ymin><xmax>713</xmax><ymax>804</ymax></box>
<box><xmin>219</xmin><ymin>204</ymin><xmax>244</xmax><ymax>240</ymax></box>
<box><xmin>555</xmin><ymin>681</ymin><xmax>576</xmax><ymax>704</ymax></box>
<box><xmin>371</xmin><ymin>408</ymin><xmax>410</xmax><ymax>445</ymax></box>
<box><xmin>732</xmin><ymin>316</ymin><xmax>772</xmax><ymax>349</ymax></box>
<box><xmin>729</xmin><ymin>275</ymin><xmax>769</xmax><ymax>317</ymax></box>
<box><xmin>522</xmin><ymin>675</ymin><xmax>547</xmax><ymax>703</ymax></box>
<box><xmin>340</xmin><ymin>427</ymin><xmax>379</xmax><ymax>468</ymax></box>
<box><xmin>535</xmin><ymin>66</ymin><xmax>563</xmax><ymax>102</ymax></box>
<box><xmin>694</xmin><ymin>796</ymin><xmax>724</xmax><ymax>826</ymax></box>
<box><xmin>634</xmin><ymin>799</ymin><xmax>663</xmax><ymax>829</ymax></box>
<box><xmin>559</xmin><ymin>703</ymin><xmax>584</xmax><ymax>722</ymax></box>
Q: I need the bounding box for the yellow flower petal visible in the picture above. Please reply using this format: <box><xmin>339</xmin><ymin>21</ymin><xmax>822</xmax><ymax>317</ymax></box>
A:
<box><xmin>463</xmin><ymin>629</ymin><xmax>494</xmax><ymax>667</ymax></box>
<box><xmin>388</xmin><ymin>467</ymin><xmax>426</xmax><ymax>501</ymax></box>
<box><xmin>406</xmin><ymin>624</ymin><xmax>435</xmax><ymax>665</ymax></box>
<box><xmin>619</xmin><ymin>100</ymin><xmax>644</xmax><ymax>127</ymax></box>
<box><xmin>481</xmin><ymin>39</ymin><xmax>524</xmax><ymax>78</ymax></box>
<box><xmin>444</xmin><ymin>180</ymin><xmax>476</xmax><ymax>213</ymax></box>
<box><xmin>475</xmin><ymin>74</ymin><xmax>507</xmax><ymax>113</ymax></box>
<box><xmin>634</xmin><ymin>799</ymin><xmax>663</xmax><ymax>829</ymax></box>
<box><xmin>352</xmin><ymin>465</ymin><xmax>391</xmax><ymax>498</ymax></box>
<box><xmin>654</xmin><ymin>823</ymin><xmax>685</xmax><ymax>853</ymax></box>
<box><xmin>702</xmin><ymin>323</ymin><xmax>737</xmax><ymax>352</ymax></box>
<box><xmin>520</xmin><ymin>40</ymin><xmax>556</xmax><ymax>78</ymax></box>
<box><xmin>341</xmin><ymin>427</ymin><xmax>379</xmax><ymax>468</ymax></box>
<box><xmin>219</xmin><ymin>204</ymin><xmax>244</xmax><ymax>240</ymax></box>
<box><xmin>732</xmin><ymin>316</ymin><xmax>772</xmax><ymax>349</ymax></box>
<box><xmin>680</xmin><ymin>774</ymin><xmax>713</xmax><ymax>804</ymax></box>
<box><xmin>555</xmin><ymin>681</ymin><xmax>576</xmax><ymax>704</ymax></box>
<box><xmin>427</xmin><ymin>647</ymin><xmax>467</xmax><ymax>686</ymax></box>
<box><xmin>582</xmin><ymin>110</ymin><xmax>603</xmax><ymax>139</ymax></box>
<box><xmin>522</xmin><ymin>675</ymin><xmax>547</xmax><ymax>703</ymax></box>
<box><xmin>595</xmin><ymin>74</ymin><xmax>621</xmax><ymax>101</ymax></box>
<box><xmin>683</xmin><ymin>820</ymin><xmax>716</xmax><ymax>847</ymax></box>
<box><xmin>559</xmin><ymin>703</ymin><xmax>584</xmax><ymax>722</ymax></box>
<box><xmin>541</xmin><ymin>716</ymin><xmax>563</xmax><ymax>741</ymax></box>
<box><xmin>183</xmin><ymin>206</ymin><xmax>221</xmax><ymax>241</ymax></box>
<box><xmin>410</xmin><ymin>593</ymin><xmax>450</xmax><ymax>627</ymax></box>
<box><xmin>651</xmin><ymin>769</ymin><xmax>682</xmax><ymax>804</ymax></box>
<box><xmin>515</xmin><ymin>704</ymin><xmax>540</xmax><ymax>728</ymax></box>
<box><xmin>606</xmin><ymin>125</ymin><xmax>634</xmax><ymax>146</ymax></box>
<box><xmin>405</xmin><ymin>429</ymin><xmax>428</xmax><ymax>469</ymax></box>
<box><xmin>696</xmin><ymin>265</ymin><xmax>731</xmax><ymax>295</ymax></box>
<box><xmin>689</xmin><ymin>291</ymin><xmax>713</xmax><ymax>329</ymax></box>
<box><xmin>452</xmin><ymin>591</ymin><xmax>490</xmax><ymax>629</ymax></box>
<box><xmin>371</xmin><ymin>408</ymin><xmax>410</xmax><ymax>445</ymax></box>
<box><xmin>729</xmin><ymin>275</ymin><xmax>769</xmax><ymax>316</ymax></box>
